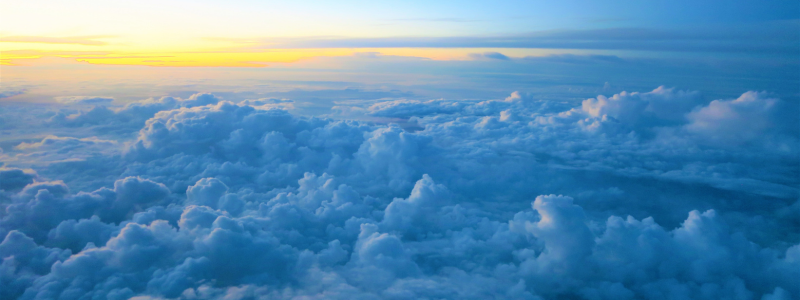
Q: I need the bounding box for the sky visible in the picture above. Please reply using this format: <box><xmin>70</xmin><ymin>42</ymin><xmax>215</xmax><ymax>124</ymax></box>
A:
<box><xmin>0</xmin><ymin>1</ymin><xmax>799</xmax><ymax>300</ymax></box>
<box><xmin>1</xmin><ymin>0</ymin><xmax>798</xmax><ymax>66</ymax></box>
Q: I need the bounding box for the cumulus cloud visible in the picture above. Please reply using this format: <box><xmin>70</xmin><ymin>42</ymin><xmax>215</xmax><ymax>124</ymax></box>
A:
<box><xmin>47</xmin><ymin>94</ymin><xmax>219</xmax><ymax>130</ymax></box>
<box><xmin>0</xmin><ymin>168</ymin><xmax>37</xmax><ymax>191</ymax></box>
<box><xmin>1</xmin><ymin>87</ymin><xmax>798</xmax><ymax>299</ymax></box>
<box><xmin>683</xmin><ymin>91</ymin><xmax>797</xmax><ymax>149</ymax></box>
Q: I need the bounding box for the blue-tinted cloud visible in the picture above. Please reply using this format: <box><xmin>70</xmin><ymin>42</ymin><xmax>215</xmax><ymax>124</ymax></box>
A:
<box><xmin>0</xmin><ymin>168</ymin><xmax>36</xmax><ymax>191</ymax></box>
<box><xmin>469</xmin><ymin>52</ymin><xmax>510</xmax><ymax>60</ymax></box>
<box><xmin>1</xmin><ymin>86</ymin><xmax>797</xmax><ymax>299</ymax></box>
<box><xmin>54</xmin><ymin>96</ymin><xmax>115</xmax><ymax>105</ymax></box>
<box><xmin>0</xmin><ymin>89</ymin><xmax>25</xmax><ymax>99</ymax></box>
<box><xmin>247</xmin><ymin>24</ymin><xmax>800</xmax><ymax>55</ymax></box>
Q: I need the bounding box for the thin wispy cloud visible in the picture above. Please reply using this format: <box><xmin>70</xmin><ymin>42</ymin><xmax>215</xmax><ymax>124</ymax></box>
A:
<box><xmin>390</xmin><ymin>17</ymin><xmax>481</xmax><ymax>23</ymax></box>
<box><xmin>0</xmin><ymin>36</ymin><xmax>112</xmax><ymax>46</ymax></box>
<box><xmin>242</xmin><ymin>25</ymin><xmax>799</xmax><ymax>55</ymax></box>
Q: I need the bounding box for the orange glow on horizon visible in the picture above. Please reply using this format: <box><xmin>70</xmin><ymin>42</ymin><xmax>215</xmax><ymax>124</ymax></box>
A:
<box><xmin>1</xmin><ymin>46</ymin><xmax>576</xmax><ymax>67</ymax></box>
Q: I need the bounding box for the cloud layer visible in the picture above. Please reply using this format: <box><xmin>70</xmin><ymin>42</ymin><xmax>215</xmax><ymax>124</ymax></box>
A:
<box><xmin>246</xmin><ymin>25</ymin><xmax>800</xmax><ymax>55</ymax></box>
<box><xmin>1</xmin><ymin>86</ymin><xmax>798</xmax><ymax>299</ymax></box>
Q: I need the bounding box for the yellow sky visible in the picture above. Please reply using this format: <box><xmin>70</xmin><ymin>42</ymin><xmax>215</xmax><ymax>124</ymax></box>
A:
<box><xmin>0</xmin><ymin>35</ymin><xmax>578</xmax><ymax>67</ymax></box>
<box><xmin>0</xmin><ymin>0</ymin><xmax>573</xmax><ymax>67</ymax></box>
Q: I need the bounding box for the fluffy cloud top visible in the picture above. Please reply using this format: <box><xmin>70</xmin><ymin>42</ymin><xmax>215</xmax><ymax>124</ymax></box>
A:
<box><xmin>1</xmin><ymin>86</ymin><xmax>797</xmax><ymax>299</ymax></box>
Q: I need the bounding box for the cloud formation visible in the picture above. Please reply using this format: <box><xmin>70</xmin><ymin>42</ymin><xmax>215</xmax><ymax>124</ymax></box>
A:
<box><xmin>0</xmin><ymin>36</ymin><xmax>110</xmax><ymax>46</ymax></box>
<box><xmin>1</xmin><ymin>86</ymin><xmax>797</xmax><ymax>299</ymax></box>
<box><xmin>245</xmin><ymin>25</ymin><xmax>800</xmax><ymax>55</ymax></box>
<box><xmin>54</xmin><ymin>96</ymin><xmax>115</xmax><ymax>105</ymax></box>
<box><xmin>469</xmin><ymin>52</ymin><xmax>510</xmax><ymax>60</ymax></box>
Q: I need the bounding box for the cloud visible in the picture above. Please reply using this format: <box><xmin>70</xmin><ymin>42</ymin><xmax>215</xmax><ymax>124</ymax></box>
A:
<box><xmin>390</xmin><ymin>17</ymin><xmax>480</xmax><ymax>23</ymax></box>
<box><xmin>366</xmin><ymin>99</ymin><xmax>465</xmax><ymax>118</ymax></box>
<box><xmin>45</xmin><ymin>94</ymin><xmax>218</xmax><ymax>132</ymax></box>
<box><xmin>469</xmin><ymin>52</ymin><xmax>511</xmax><ymax>60</ymax></box>
<box><xmin>1</xmin><ymin>87</ymin><xmax>798</xmax><ymax>299</ymax></box>
<box><xmin>14</xmin><ymin>136</ymin><xmax>117</xmax><ymax>151</ymax></box>
<box><xmin>525</xmin><ymin>54</ymin><xmax>626</xmax><ymax>64</ymax></box>
<box><xmin>3</xmin><ymin>175</ymin><xmax>796</xmax><ymax>299</ymax></box>
<box><xmin>0</xmin><ymin>36</ymin><xmax>109</xmax><ymax>46</ymax></box>
<box><xmin>683</xmin><ymin>91</ymin><xmax>797</xmax><ymax>148</ymax></box>
<box><xmin>0</xmin><ymin>89</ymin><xmax>25</xmax><ymax>99</ymax></box>
<box><xmin>580</xmin><ymin>86</ymin><xmax>703</xmax><ymax>128</ymax></box>
<box><xmin>243</xmin><ymin>24</ymin><xmax>800</xmax><ymax>55</ymax></box>
<box><xmin>0</xmin><ymin>168</ymin><xmax>37</xmax><ymax>191</ymax></box>
<box><xmin>2</xmin><ymin>136</ymin><xmax>120</xmax><ymax>168</ymax></box>
<box><xmin>238</xmin><ymin>98</ymin><xmax>295</xmax><ymax>110</ymax></box>
<box><xmin>1</xmin><ymin>176</ymin><xmax>169</xmax><ymax>242</ymax></box>
<box><xmin>54</xmin><ymin>96</ymin><xmax>114</xmax><ymax>105</ymax></box>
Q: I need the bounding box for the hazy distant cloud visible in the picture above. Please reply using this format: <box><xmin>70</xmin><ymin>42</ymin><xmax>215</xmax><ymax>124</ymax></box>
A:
<box><xmin>0</xmin><ymin>89</ymin><xmax>25</xmax><ymax>99</ymax></box>
<box><xmin>469</xmin><ymin>52</ymin><xmax>510</xmax><ymax>60</ymax></box>
<box><xmin>245</xmin><ymin>24</ymin><xmax>799</xmax><ymax>55</ymax></box>
<box><xmin>14</xmin><ymin>135</ymin><xmax>118</xmax><ymax>151</ymax></box>
<box><xmin>0</xmin><ymin>36</ymin><xmax>110</xmax><ymax>46</ymax></box>
<box><xmin>353</xmin><ymin>51</ymin><xmax>382</xmax><ymax>58</ymax></box>
<box><xmin>585</xmin><ymin>17</ymin><xmax>634</xmax><ymax>23</ymax></box>
<box><xmin>0</xmin><ymin>49</ymin><xmax>113</xmax><ymax>57</ymax></box>
<box><xmin>525</xmin><ymin>54</ymin><xmax>626</xmax><ymax>64</ymax></box>
<box><xmin>54</xmin><ymin>96</ymin><xmax>114</xmax><ymax>105</ymax></box>
<box><xmin>390</xmin><ymin>17</ymin><xmax>479</xmax><ymax>23</ymax></box>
